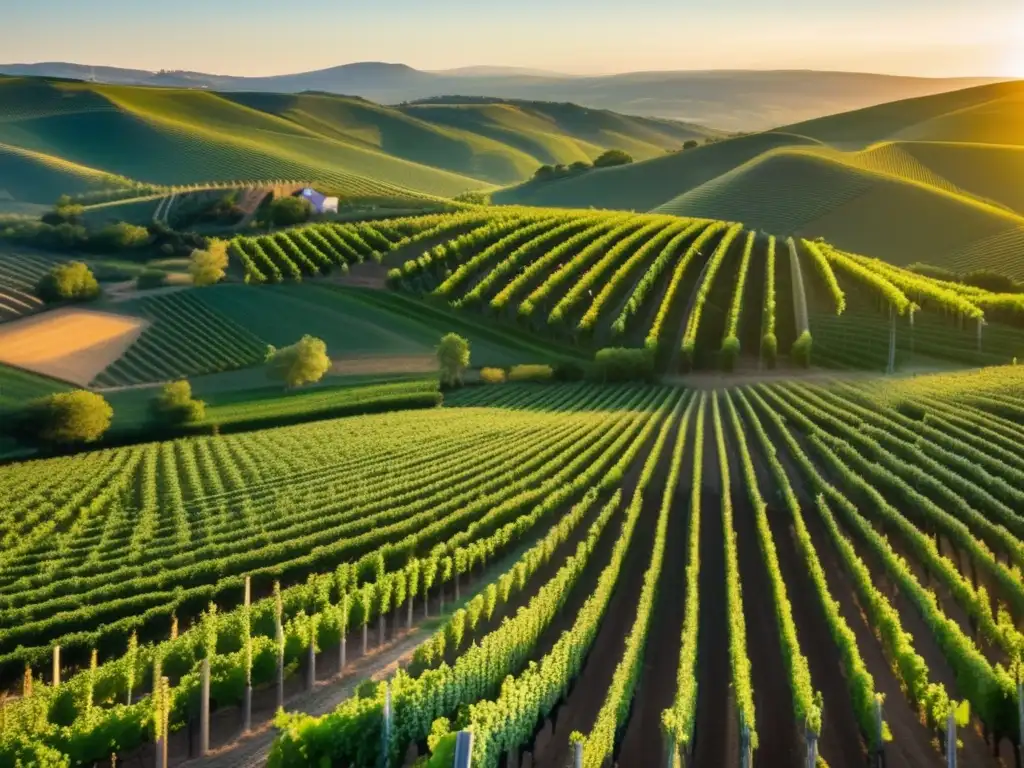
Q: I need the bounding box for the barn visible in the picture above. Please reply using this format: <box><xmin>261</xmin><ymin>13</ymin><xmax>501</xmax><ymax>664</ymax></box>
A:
<box><xmin>298</xmin><ymin>187</ymin><xmax>338</xmax><ymax>214</ymax></box>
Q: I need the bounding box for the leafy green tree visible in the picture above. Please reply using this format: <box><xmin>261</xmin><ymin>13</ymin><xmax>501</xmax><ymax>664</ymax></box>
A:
<box><xmin>151</xmin><ymin>380</ymin><xmax>206</xmax><ymax>426</ymax></box>
<box><xmin>569</xmin><ymin>160</ymin><xmax>592</xmax><ymax>172</ymax></box>
<box><xmin>266</xmin><ymin>335</ymin><xmax>331</xmax><ymax>388</ymax></box>
<box><xmin>533</xmin><ymin>164</ymin><xmax>555</xmax><ymax>181</ymax></box>
<box><xmin>25</xmin><ymin>391</ymin><xmax>113</xmax><ymax>445</ymax></box>
<box><xmin>35</xmin><ymin>261</ymin><xmax>100</xmax><ymax>303</ymax></box>
<box><xmin>42</xmin><ymin>197</ymin><xmax>84</xmax><ymax>226</ymax></box>
<box><xmin>189</xmin><ymin>239</ymin><xmax>229</xmax><ymax>286</ymax></box>
<box><xmin>90</xmin><ymin>222</ymin><xmax>150</xmax><ymax>251</ymax></box>
<box><xmin>682</xmin><ymin>140</ymin><xmax>699</xmax><ymax>150</ymax></box>
<box><xmin>436</xmin><ymin>333</ymin><xmax>470</xmax><ymax>387</ymax></box>
<box><xmin>593</xmin><ymin>149</ymin><xmax>634</xmax><ymax>168</ymax></box>
<box><xmin>269</xmin><ymin>196</ymin><xmax>313</xmax><ymax>227</ymax></box>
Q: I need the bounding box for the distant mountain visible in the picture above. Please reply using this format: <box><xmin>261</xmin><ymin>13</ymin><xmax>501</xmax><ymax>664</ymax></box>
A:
<box><xmin>0</xmin><ymin>61</ymin><xmax>1005</xmax><ymax>131</ymax></box>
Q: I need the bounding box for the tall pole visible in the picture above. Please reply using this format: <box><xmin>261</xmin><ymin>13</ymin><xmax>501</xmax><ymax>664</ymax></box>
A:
<box><xmin>52</xmin><ymin>646</ymin><xmax>60</xmax><ymax>688</ymax></box>
<box><xmin>946</xmin><ymin>709</ymin><xmax>956</xmax><ymax>768</ymax></box>
<box><xmin>244</xmin><ymin>576</ymin><xmax>252</xmax><ymax>733</ymax></box>
<box><xmin>381</xmin><ymin>682</ymin><xmax>392</xmax><ymax>768</ymax></box>
<box><xmin>454</xmin><ymin>731</ymin><xmax>474</xmax><ymax>768</ymax></box>
<box><xmin>200</xmin><ymin>657</ymin><xmax>210</xmax><ymax>756</ymax></box>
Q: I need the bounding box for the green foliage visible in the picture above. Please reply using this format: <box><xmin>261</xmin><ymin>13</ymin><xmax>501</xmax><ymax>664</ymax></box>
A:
<box><xmin>35</xmin><ymin>261</ymin><xmax>100</xmax><ymax>304</ymax></box>
<box><xmin>791</xmin><ymin>331</ymin><xmax>813</xmax><ymax>368</ymax></box>
<box><xmin>135</xmin><ymin>269</ymin><xmax>167</xmax><ymax>290</ymax></box>
<box><xmin>593</xmin><ymin>347</ymin><xmax>655</xmax><ymax>382</ymax></box>
<box><xmin>266</xmin><ymin>335</ymin><xmax>331</xmax><ymax>388</ymax></box>
<box><xmin>23</xmin><ymin>391</ymin><xmax>113</xmax><ymax>445</ymax></box>
<box><xmin>507</xmin><ymin>364</ymin><xmax>553</xmax><ymax>383</ymax></box>
<box><xmin>721</xmin><ymin>335</ymin><xmax>741</xmax><ymax>371</ymax></box>
<box><xmin>150</xmin><ymin>380</ymin><xmax>206</xmax><ymax>427</ymax></box>
<box><xmin>91</xmin><ymin>222</ymin><xmax>150</xmax><ymax>252</ymax></box>
<box><xmin>593</xmin><ymin>149</ymin><xmax>634</xmax><ymax>168</ymax></box>
<box><xmin>269</xmin><ymin>196</ymin><xmax>313</xmax><ymax>227</ymax></box>
<box><xmin>436</xmin><ymin>333</ymin><xmax>470</xmax><ymax>386</ymax></box>
<box><xmin>761</xmin><ymin>332</ymin><xmax>778</xmax><ymax>369</ymax></box>
<box><xmin>189</xmin><ymin>239</ymin><xmax>229</xmax><ymax>287</ymax></box>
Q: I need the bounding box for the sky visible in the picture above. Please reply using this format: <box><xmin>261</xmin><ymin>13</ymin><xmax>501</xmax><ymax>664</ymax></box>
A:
<box><xmin>2</xmin><ymin>0</ymin><xmax>1022</xmax><ymax>78</ymax></box>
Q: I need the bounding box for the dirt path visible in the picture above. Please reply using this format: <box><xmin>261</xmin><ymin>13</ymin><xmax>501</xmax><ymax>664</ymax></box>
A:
<box><xmin>179</xmin><ymin>629</ymin><xmax>426</xmax><ymax>768</ymax></box>
<box><xmin>104</xmin><ymin>282</ymin><xmax>191</xmax><ymax>303</ymax></box>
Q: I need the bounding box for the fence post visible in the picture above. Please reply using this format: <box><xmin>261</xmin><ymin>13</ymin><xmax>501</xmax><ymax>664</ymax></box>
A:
<box><xmin>741</xmin><ymin>715</ymin><xmax>752</xmax><ymax>768</ymax></box>
<box><xmin>574</xmin><ymin>740</ymin><xmax>583</xmax><ymax>768</ymax></box>
<box><xmin>946</xmin><ymin>709</ymin><xmax>956</xmax><ymax>768</ymax></box>
<box><xmin>381</xmin><ymin>682</ymin><xmax>392</xmax><ymax>768</ymax></box>
<box><xmin>52</xmin><ymin>646</ymin><xmax>60</xmax><ymax>688</ymax></box>
<box><xmin>453</xmin><ymin>730</ymin><xmax>473</xmax><ymax>768</ymax></box>
<box><xmin>244</xmin><ymin>576</ymin><xmax>252</xmax><ymax>733</ymax></box>
<box><xmin>200</xmin><ymin>657</ymin><xmax>210</xmax><ymax>756</ymax></box>
<box><xmin>307</xmin><ymin>626</ymin><xmax>317</xmax><ymax>691</ymax></box>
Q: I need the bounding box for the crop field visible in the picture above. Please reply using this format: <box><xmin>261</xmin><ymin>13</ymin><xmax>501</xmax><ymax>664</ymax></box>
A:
<box><xmin>0</xmin><ymin>362</ymin><xmax>69</xmax><ymax>408</ymax></box>
<box><xmin>2</xmin><ymin>370</ymin><xmax>1023</xmax><ymax>766</ymax></box>
<box><xmin>275</xmin><ymin>208</ymin><xmax>1024</xmax><ymax>373</ymax></box>
<box><xmin>89</xmin><ymin>291</ymin><xmax>268</xmax><ymax>388</ymax></box>
<box><xmin>0</xmin><ymin>248</ymin><xmax>60</xmax><ymax>323</ymax></box>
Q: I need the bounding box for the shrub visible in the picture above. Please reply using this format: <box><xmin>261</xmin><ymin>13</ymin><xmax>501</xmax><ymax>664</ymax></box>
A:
<box><xmin>791</xmin><ymin>331</ymin><xmax>813</xmax><ymax>368</ymax></box>
<box><xmin>453</xmin><ymin>191</ymin><xmax>491</xmax><ymax>205</ymax></box>
<box><xmin>683</xmin><ymin>140</ymin><xmax>699</xmax><ymax>150</ymax></box>
<box><xmin>593</xmin><ymin>347</ymin><xmax>655</xmax><ymax>382</ymax></box>
<box><xmin>151</xmin><ymin>380</ymin><xmax>206</xmax><ymax>426</ymax></box>
<box><xmin>386</xmin><ymin>268</ymin><xmax>403</xmax><ymax>287</ymax></box>
<box><xmin>480</xmin><ymin>367</ymin><xmax>507</xmax><ymax>384</ymax></box>
<box><xmin>593</xmin><ymin>149</ymin><xmax>634</xmax><ymax>168</ymax></box>
<box><xmin>266</xmin><ymin>336</ymin><xmax>331</xmax><ymax>388</ymax></box>
<box><xmin>761</xmin><ymin>333</ymin><xmax>778</xmax><ymax>369</ymax></box>
<box><xmin>36</xmin><ymin>261</ymin><xmax>100</xmax><ymax>303</ymax></box>
<box><xmin>508</xmin><ymin>364</ymin><xmax>554</xmax><ymax>383</ymax></box>
<box><xmin>23</xmin><ymin>391</ymin><xmax>113</xmax><ymax>445</ymax></box>
<box><xmin>269</xmin><ymin>196</ymin><xmax>313</xmax><ymax>227</ymax></box>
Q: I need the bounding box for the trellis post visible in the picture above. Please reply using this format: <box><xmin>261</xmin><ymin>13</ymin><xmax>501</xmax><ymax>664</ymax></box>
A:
<box><xmin>244</xmin><ymin>576</ymin><xmax>252</xmax><ymax>733</ymax></box>
<box><xmin>200</xmin><ymin>657</ymin><xmax>210</xmax><ymax>756</ymax></box>
<box><xmin>946</xmin><ymin>709</ymin><xmax>956</xmax><ymax>768</ymax></box>
<box><xmin>52</xmin><ymin>646</ymin><xmax>60</xmax><ymax>688</ymax></box>
<box><xmin>453</xmin><ymin>730</ymin><xmax>473</xmax><ymax>768</ymax></box>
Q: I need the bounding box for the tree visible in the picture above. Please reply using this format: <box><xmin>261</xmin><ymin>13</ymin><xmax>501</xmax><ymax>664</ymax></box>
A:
<box><xmin>24</xmin><ymin>391</ymin><xmax>113</xmax><ymax>445</ymax></box>
<box><xmin>593</xmin><ymin>149</ymin><xmax>634</xmax><ymax>168</ymax></box>
<box><xmin>151</xmin><ymin>380</ymin><xmax>206</xmax><ymax>426</ymax></box>
<box><xmin>35</xmin><ymin>261</ymin><xmax>100</xmax><ymax>303</ymax></box>
<box><xmin>436</xmin><ymin>333</ymin><xmax>470</xmax><ymax>387</ymax></box>
<box><xmin>533</xmin><ymin>165</ymin><xmax>556</xmax><ymax>181</ymax></box>
<box><xmin>266</xmin><ymin>335</ymin><xmax>330</xmax><ymax>388</ymax></box>
<box><xmin>569</xmin><ymin>161</ymin><xmax>592</xmax><ymax>172</ymax></box>
<box><xmin>189</xmin><ymin>239</ymin><xmax>229</xmax><ymax>286</ymax></box>
<box><xmin>41</xmin><ymin>197</ymin><xmax>84</xmax><ymax>226</ymax></box>
<box><xmin>90</xmin><ymin>222</ymin><xmax>150</xmax><ymax>251</ymax></box>
<box><xmin>268</xmin><ymin>196</ymin><xmax>313</xmax><ymax>227</ymax></box>
<box><xmin>682</xmin><ymin>140</ymin><xmax>699</xmax><ymax>150</ymax></box>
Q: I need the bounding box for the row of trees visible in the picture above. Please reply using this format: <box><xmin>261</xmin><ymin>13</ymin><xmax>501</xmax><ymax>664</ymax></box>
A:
<box><xmin>532</xmin><ymin>149</ymin><xmax>634</xmax><ymax>182</ymax></box>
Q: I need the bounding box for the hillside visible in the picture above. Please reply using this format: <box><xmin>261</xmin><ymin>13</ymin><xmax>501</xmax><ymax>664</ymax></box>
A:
<box><xmin>0</xmin><ymin>76</ymin><xmax>721</xmax><ymax>205</ymax></box>
<box><xmin>497</xmin><ymin>80</ymin><xmax>1024</xmax><ymax>276</ymax></box>
<box><xmin>0</xmin><ymin>62</ymin><xmax>1002</xmax><ymax>130</ymax></box>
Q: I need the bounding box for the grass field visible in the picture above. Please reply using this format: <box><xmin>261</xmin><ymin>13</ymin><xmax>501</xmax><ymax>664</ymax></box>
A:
<box><xmin>0</xmin><ymin>362</ymin><xmax>69</xmax><ymax>407</ymax></box>
<box><xmin>3</xmin><ymin>374</ymin><xmax>1024</xmax><ymax>766</ymax></box>
<box><xmin>0</xmin><ymin>77</ymin><xmax>723</xmax><ymax>206</ymax></box>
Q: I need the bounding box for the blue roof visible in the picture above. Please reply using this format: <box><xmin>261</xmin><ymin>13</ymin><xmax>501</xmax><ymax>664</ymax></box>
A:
<box><xmin>300</xmin><ymin>187</ymin><xmax>327</xmax><ymax>211</ymax></box>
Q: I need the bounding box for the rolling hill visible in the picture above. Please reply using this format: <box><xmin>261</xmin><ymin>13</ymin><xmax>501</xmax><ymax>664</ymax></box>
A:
<box><xmin>0</xmin><ymin>62</ymin><xmax>1002</xmax><ymax>131</ymax></box>
<box><xmin>496</xmin><ymin>80</ymin><xmax>1024</xmax><ymax>276</ymax></box>
<box><xmin>0</xmin><ymin>76</ymin><xmax>717</xmax><ymax>205</ymax></box>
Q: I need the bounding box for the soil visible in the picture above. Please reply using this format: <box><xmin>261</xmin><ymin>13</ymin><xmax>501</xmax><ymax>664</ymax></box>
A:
<box><xmin>524</xmin><ymin>413</ymin><xmax>677</xmax><ymax>768</ymax></box>
<box><xmin>0</xmin><ymin>307</ymin><xmax>150</xmax><ymax>385</ymax></box>
<box><xmin>328</xmin><ymin>354</ymin><xmax>436</xmax><ymax>376</ymax></box>
<box><xmin>336</xmin><ymin>260</ymin><xmax>388</xmax><ymax>289</ymax></box>
<box><xmin>615</xmin><ymin>412</ymin><xmax>695</xmax><ymax>766</ymax></box>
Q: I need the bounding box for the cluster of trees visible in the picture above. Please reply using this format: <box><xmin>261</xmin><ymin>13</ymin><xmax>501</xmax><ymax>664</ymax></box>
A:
<box><xmin>4</xmin><ymin>198</ymin><xmax>151</xmax><ymax>254</ymax></box>
<box><xmin>258</xmin><ymin>196</ymin><xmax>314</xmax><ymax>228</ymax></box>
<box><xmin>533</xmin><ymin>150</ymin><xmax>635</xmax><ymax>182</ymax></box>
<box><xmin>908</xmin><ymin>263</ymin><xmax>1023</xmax><ymax>294</ymax></box>
<box><xmin>189</xmin><ymin>239</ymin><xmax>229</xmax><ymax>287</ymax></box>
<box><xmin>35</xmin><ymin>261</ymin><xmax>101</xmax><ymax>304</ymax></box>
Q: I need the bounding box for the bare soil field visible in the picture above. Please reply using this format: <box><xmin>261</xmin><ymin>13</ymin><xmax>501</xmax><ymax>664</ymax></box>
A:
<box><xmin>0</xmin><ymin>307</ymin><xmax>148</xmax><ymax>385</ymax></box>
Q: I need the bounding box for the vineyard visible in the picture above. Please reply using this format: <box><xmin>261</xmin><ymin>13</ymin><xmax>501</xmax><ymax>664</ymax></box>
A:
<box><xmin>0</xmin><ymin>369</ymin><xmax>1022</xmax><ymax>766</ymax></box>
<box><xmin>232</xmin><ymin>208</ymin><xmax>1024</xmax><ymax>373</ymax></box>
<box><xmin>0</xmin><ymin>249</ymin><xmax>58</xmax><ymax>323</ymax></box>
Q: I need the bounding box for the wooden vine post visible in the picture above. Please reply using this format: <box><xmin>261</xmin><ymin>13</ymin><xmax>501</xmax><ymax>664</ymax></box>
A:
<box><xmin>275</xmin><ymin>581</ymin><xmax>284</xmax><ymax>710</ymax></box>
<box><xmin>52</xmin><ymin>646</ymin><xmax>60</xmax><ymax>688</ymax></box>
<box><xmin>243</xmin><ymin>576</ymin><xmax>253</xmax><ymax>733</ymax></box>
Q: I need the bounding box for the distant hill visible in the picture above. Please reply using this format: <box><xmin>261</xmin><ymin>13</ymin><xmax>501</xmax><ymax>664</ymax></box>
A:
<box><xmin>495</xmin><ymin>80</ymin><xmax>1024</xmax><ymax>276</ymax></box>
<box><xmin>0</xmin><ymin>62</ymin><xmax>1003</xmax><ymax>131</ymax></box>
<box><xmin>0</xmin><ymin>76</ymin><xmax>714</xmax><ymax>205</ymax></box>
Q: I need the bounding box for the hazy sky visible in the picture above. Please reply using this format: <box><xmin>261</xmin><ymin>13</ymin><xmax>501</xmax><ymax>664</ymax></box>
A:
<box><xmin>3</xmin><ymin>0</ymin><xmax>1022</xmax><ymax>78</ymax></box>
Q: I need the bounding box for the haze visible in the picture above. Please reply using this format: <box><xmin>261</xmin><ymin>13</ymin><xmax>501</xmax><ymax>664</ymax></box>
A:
<box><xmin>3</xmin><ymin>0</ymin><xmax>1022</xmax><ymax>78</ymax></box>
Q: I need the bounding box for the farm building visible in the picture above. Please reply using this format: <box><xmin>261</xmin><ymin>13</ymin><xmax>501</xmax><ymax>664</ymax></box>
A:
<box><xmin>298</xmin><ymin>187</ymin><xmax>338</xmax><ymax>214</ymax></box>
